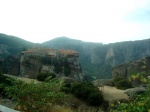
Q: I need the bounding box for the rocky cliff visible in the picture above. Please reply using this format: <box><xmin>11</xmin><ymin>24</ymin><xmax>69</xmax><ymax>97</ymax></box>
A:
<box><xmin>43</xmin><ymin>38</ymin><xmax>150</xmax><ymax>79</ymax></box>
<box><xmin>91</xmin><ymin>39</ymin><xmax>150</xmax><ymax>66</ymax></box>
<box><xmin>112</xmin><ymin>56</ymin><xmax>150</xmax><ymax>86</ymax></box>
<box><xmin>20</xmin><ymin>48</ymin><xmax>85</xmax><ymax>81</ymax></box>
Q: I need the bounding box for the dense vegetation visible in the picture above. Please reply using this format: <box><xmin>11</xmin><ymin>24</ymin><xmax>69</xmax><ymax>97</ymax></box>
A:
<box><xmin>37</xmin><ymin>73</ymin><xmax>56</xmax><ymax>81</ymax></box>
<box><xmin>0</xmin><ymin>71</ymin><xmax>105</xmax><ymax>111</ymax></box>
<box><xmin>60</xmin><ymin>81</ymin><xmax>104</xmax><ymax>106</ymax></box>
<box><xmin>113</xmin><ymin>77</ymin><xmax>133</xmax><ymax>90</ymax></box>
<box><xmin>111</xmin><ymin>78</ymin><xmax>150</xmax><ymax>112</ymax></box>
<box><xmin>0</xmin><ymin>75</ymin><xmax>67</xmax><ymax>111</ymax></box>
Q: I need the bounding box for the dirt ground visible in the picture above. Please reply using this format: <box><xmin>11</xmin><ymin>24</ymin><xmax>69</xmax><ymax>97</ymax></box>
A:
<box><xmin>4</xmin><ymin>74</ymin><xmax>40</xmax><ymax>83</ymax></box>
<box><xmin>99</xmin><ymin>86</ymin><xmax>129</xmax><ymax>101</ymax></box>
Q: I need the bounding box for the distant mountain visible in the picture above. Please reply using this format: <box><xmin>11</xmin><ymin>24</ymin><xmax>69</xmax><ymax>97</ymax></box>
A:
<box><xmin>1</xmin><ymin>33</ymin><xmax>150</xmax><ymax>80</ymax></box>
<box><xmin>0</xmin><ymin>33</ymin><xmax>37</xmax><ymax>57</ymax></box>
<box><xmin>42</xmin><ymin>37</ymin><xmax>102</xmax><ymax>51</ymax></box>
<box><xmin>0</xmin><ymin>33</ymin><xmax>33</xmax><ymax>47</ymax></box>
<box><xmin>42</xmin><ymin>37</ymin><xmax>150</xmax><ymax>80</ymax></box>
<box><xmin>42</xmin><ymin>37</ymin><xmax>110</xmax><ymax>80</ymax></box>
<box><xmin>43</xmin><ymin>37</ymin><xmax>83</xmax><ymax>45</ymax></box>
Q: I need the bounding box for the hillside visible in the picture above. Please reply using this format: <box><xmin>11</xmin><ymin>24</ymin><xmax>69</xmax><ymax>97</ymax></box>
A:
<box><xmin>0</xmin><ymin>33</ymin><xmax>38</xmax><ymax>58</ymax></box>
<box><xmin>42</xmin><ymin>37</ymin><xmax>150</xmax><ymax>79</ymax></box>
<box><xmin>1</xmin><ymin>33</ymin><xmax>150</xmax><ymax>80</ymax></box>
<box><xmin>42</xmin><ymin>37</ymin><xmax>104</xmax><ymax>80</ymax></box>
<box><xmin>0</xmin><ymin>33</ymin><xmax>39</xmax><ymax>75</ymax></box>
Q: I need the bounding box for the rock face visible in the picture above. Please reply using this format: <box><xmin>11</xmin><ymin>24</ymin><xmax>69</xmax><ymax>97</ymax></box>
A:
<box><xmin>112</xmin><ymin>56</ymin><xmax>150</xmax><ymax>78</ymax></box>
<box><xmin>112</xmin><ymin>56</ymin><xmax>150</xmax><ymax>86</ymax></box>
<box><xmin>20</xmin><ymin>48</ymin><xmax>85</xmax><ymax>81</ymax></box>
<box><xmin>0</xmin><ymin>55</ymin><xmax>20</xmax><ymax>75</ymax></box>
<box><xmin>91</xmin><ymin>39</ymin><xmax>150</xmax><ymax>66</ymax></box>
<box><xmin>105</xmin><ymin>48</ymin><xmax>115</xmax><ymax>66</ymax></box>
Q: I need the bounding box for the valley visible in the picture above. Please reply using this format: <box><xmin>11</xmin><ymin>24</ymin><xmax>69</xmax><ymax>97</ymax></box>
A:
<box><xmin>0</xmin><ymin>33</ymin><xmax>150</xmax><ymax>111</ymax></box>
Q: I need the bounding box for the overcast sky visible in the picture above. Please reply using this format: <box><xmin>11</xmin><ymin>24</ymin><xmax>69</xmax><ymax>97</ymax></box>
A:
<box><xmin>0</xmin><ymin>0</ymin><xmax>150</xmax><ymax>44</ymax></box>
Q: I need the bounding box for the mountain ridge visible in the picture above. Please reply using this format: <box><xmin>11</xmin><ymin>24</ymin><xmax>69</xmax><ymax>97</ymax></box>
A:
<box><xmin>1</xmin><ymin>33</ymin><xmax>150</xmax><ymax>80</ymax></box>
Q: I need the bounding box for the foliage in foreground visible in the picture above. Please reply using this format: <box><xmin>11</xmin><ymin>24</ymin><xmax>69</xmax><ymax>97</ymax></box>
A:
<box><xmin>0</xmin><ymin>76</ymin><xmax>67</xmax><ymax>112</ymax></box>
<box><xmin>36</xmin><ymin>73</ymin><xmax>56</xmax><ymax>81</ymax></box>
<box><xmin>114</xmin><ymin>77</ymin><xmax>132</xmax><ymax>90</ymax></box>
<box><xmin>111</xmin><ymin>79</ymin><xmax>150</xmax><ymax>112</ymax></box>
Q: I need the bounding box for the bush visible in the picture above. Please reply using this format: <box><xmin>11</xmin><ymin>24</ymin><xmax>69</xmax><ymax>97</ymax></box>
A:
<box><xmin>116</xmin><ymin>79</ymin><xmax>132</xmax><ymax>89</ymax></box>
<box><xmin>3</xmin><ymin>78</ymin><xmax>67</xmax><ymax>112</ymax></box>
<box><xmin>37</xmin><ymin>73</ymin><xmax>56</xmax><ymax>81</ymax></box>
<box><xmin>0</xmin><ymin>76</ymin><xmax>18</xmax><ymax>97</ymax></box>
<box><xmin>111</xmin><ymin>79</ymin><xmax>150</xmax><ymax>112</ymax></box>
<box><xmin>60</xmin><ymin>82</ymin><xmax>71</xmax><ymax>93</ymax></box>
<box><xmin>71</xmin><ymin>82</ymin><xmax>104</xmax><ymax>106</ymax></box>
<box><xmin>114</xmin><ymin>78</ymin><xmax>132</xmax><ymax>90</ymax></box>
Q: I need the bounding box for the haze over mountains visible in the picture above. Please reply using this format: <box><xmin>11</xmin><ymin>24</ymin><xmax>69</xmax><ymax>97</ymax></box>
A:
<box><xmin>1</xmin><ymin>33</ymin><xmax>150</xmax><ymax>80</ymax></box>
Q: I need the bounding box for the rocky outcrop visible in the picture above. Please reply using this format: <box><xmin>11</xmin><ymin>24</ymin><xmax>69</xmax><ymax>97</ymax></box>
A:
<box><xmin>91</xmin><ymin>39</ymin><xmax>150</xmax><ymax>66</ymax></box>
<box><xmin>20</xmin><ymin>48</ymin><xmax>85</xmax><ymax>81</ymax></box>
<box><xmin>124</xmin><ymin>87</ymin><xmax>146</xmax><ymax>97</ymax></box>
<box><xmin>105</xmin><ymin>48</ymin><xmax>115</xmax><ymax>66</ymax></box>
<box><xmin>112</xmin><ymin>56</ymin><xmax>150</xmax><ymax>86</ymax></box>
<box><xmin>112</xmin><ymin>56</ymin><xmax>150</xmax><ymax>79</ymax></box>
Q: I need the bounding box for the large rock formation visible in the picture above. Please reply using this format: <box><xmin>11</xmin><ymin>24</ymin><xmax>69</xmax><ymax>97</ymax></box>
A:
<box><xmin>112</xmin><ymin>56</ymin><xmax>150</xmax><ymax>86</ymax></box>
<box><xmin>124</xmin><ymin>87</ymin><xmax>146</xmax><ymax>97</ymax></box>
<box><xmin>20</xmin><ymin>48</ymin><xmax>85</xmax><ymax>81</ymax></box>
<box><xmin>91</xmin><ymin>39</ymin><xmax>150</xmax><ymax>66</ymax></box>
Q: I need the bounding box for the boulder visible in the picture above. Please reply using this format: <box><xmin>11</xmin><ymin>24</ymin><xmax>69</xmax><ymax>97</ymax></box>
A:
<box><xmin>124</xmin><ymin>87</ymin><xmax>146</xmax><ymax>97</ymax></box>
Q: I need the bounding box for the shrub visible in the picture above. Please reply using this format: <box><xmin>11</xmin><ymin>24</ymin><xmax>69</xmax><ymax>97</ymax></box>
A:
<box><xmin>111</xmin><ymin>75</ymin><xmax>150</xmax><ymax>112</ymax></box>
<box><xmin>116</xmin><ymin>79</ymin><xmax>132</xmax><ymax>89</ymax></box>
<box><xmin>114</xmin><ymin>78</ymin><xmax>132</xmax><ymax>90</ymax></box>
<box><xmin>60</xmin><ymin>82</ymin><xmax>71</xmax><ymax>93</ymax></box>
<box><xmin>71</xmin><ymin>82</ymin><xmax>104</xmax><ymax>106</ymax></box>
<box><xmin>37</xmin><ymin>73</ymin><xmax>56</xmax><ymax>81</ymax></box>
<box><xmin>4</xmin><ymin>78</ymin><xmax>67</xmax><ymax>112</ymax></box>
<box><xmin>111</xmin><ymin>80</ymin><xmax>150</xmax><ymax>112</ymax></box>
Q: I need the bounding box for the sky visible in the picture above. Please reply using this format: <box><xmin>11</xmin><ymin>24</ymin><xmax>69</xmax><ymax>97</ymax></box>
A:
<box><xmin>0</xmin><ymin>0</ymin><xmax>150</xmax><ymax>44</ymax></box>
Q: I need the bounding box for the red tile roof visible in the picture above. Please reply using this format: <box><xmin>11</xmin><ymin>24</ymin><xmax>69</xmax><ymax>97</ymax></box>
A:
<box><xmin>58</xmin><ymin>50</ymin><xmax>79</xmax><ymax>55</ymax></box>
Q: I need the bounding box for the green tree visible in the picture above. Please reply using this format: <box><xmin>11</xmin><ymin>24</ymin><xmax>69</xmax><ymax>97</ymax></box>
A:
<box><xmin>71</xmin><ymin>82</ymin><xmax>104</xmax><ymax>106</ymax></box>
